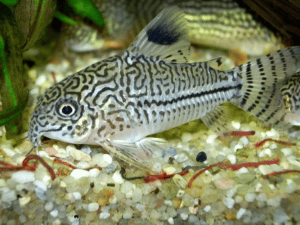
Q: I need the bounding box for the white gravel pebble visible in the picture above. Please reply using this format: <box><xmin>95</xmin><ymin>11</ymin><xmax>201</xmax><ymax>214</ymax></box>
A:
<box><xmin>167</xmin><ymin>217</ymin><xmax>174</xmax><ymax>224</ymax></box>
<box><xmin>286</xmin><ymin>179</ymin><xmax>298</xmax><ymax>193</ymax></box>
<box><xmin>176</xmin><ymin>190</ymin><xmax>185</xmax><ymax>198</ymax></box>
<box><xmin>121</xmin><ymin>181</ymin><xmax>134</xmax><ymax>194</ymax></box>
<box><xmin>1</xmin><ymin>190</ymin><xmax>17</xmax><ymax>202</ymax></box>
<box><xmin>112</xmin><ymin>171</ymin><xmax>124</xmax><ymax>184</ymax></box>
<box><xmin>123</xmin><ymin>210</ymin><xmax>133</xmax><ymax>219</ymax></box>
<box><xmin>0</xmin><ymin>179</ymin><xmax>6</xmax><ymax>187</ymax></box>
<box><xmin>152</xmin><ymin>162</ymin><xmax>162</xmax><ymax>173</ymax></box>
<box><xmin>236</xmin><ymin>167</ymin><xmax>249</xmax><ymax>174</ymax></box>
<box><xmin>281</xmin><ymin>148</ymin><xmax>292</xmax><ymax>156</ymax></box>
<box><xmin>70</xmin><ymin>169</ymin><xmax>90</xmax><ymax>180</ymax></box>
<box><xmin>203</xmin><ymin>205</ymin><xmax>211</xmax><ymax>212</ymax></box>
<box><xmin>245</xmin><ymin>193</ymin><xmax>256</xmax><ymax>202</ymax></box>
<box><xmin>164</xmin><ymin>200</ymin><xmax>173</xmax><ymax>206</ymax></box>
<box><xmin>88</xmin><ymin>203</ymin><xmax>99</xmax><ymax>212</ymax></box>
<box><xmin>236</xmin><ymin>208</ymin><xmax>246</xmax><ymax>219</ymax></box>
<box><xmin>109</xmin><ymin>195</ymin><xmax>117</xmax><ymax>204</ymax></box>
<box><xmin>256</xmin><ymin>193</ymin><xmax>267</xmax><ymax>202</ymax></box>
<box><xmin>227</xmin><ymin>154</ymin><xmax>236</xmax><ymax>164</ymax></box>
<box><xmin>92</xmin><ymin>153</ymin><xmax>112</xmax><ymax>167</ymax></box>
<box><xmin>223</xmin><ymin>197</ymin><xmax>235</xmax><ymax>208</ymax></box>
<box><xmin>132</xmin><ymin>188</ymin><xmax>143</xmax><ymax>202</ymax></box>
<box><xmin>239</xmin><ymin>136</ymin><xmax>249</xmax><ymax>146</ymax></box>
<box><xmin>75</xmin><ymin>161</ymin><xmax>90</xmax><ymax>169</ymax></box>
<box><xmin>258</xmin><ymin>165</ymin><xmax>274</xmax><ymax>175</ymax></box>
<box><xmin>181</xmin><ymin>132</ymin><xmax>193</xmax><ymax>142</ymax></box>
<box><xmin>232</xmin><ymin>121</ymin><xmax>240</xmax><ymax>129</ymax></box>
<box><xmin>150</xmin><ymin>209</ymin><xmax>160</xmax><ymax>219</ymax></box>
<box><xmin>19</xmin><ymin>215</ymin><xmax>26</xmax><ymax>223</ymax></box>
<box><xmin>273</xmin><ymin>208</ymin><xmax>289</xmax><ymax>224</ymax></box>
<box><xmin>267</xmin><ymin>197</ymin><xmax>281</xmax><ymax>207</ymax></box>
<box><xmin>45</xmin><ymin>202</ymin><xmax>54</xmax><ymax>211</ymax></box>
<box><xmin>69</xmin><ymin>149</ymin><xmax>91</xmax><ymax>162</ymax></box>
<box><xmin>35</xmin><ymin>75</ymin><xmax>46</xmax><ymax>86</ymax></box>
<box><xmin>99</xmin><ymin>212</ymin><xmax>110</xmax><ymax>219</ymax></box>
<box><xmin>88</xmin><ymin>168</ymin><xmax>100</xmax><ymax>177</ymax></box>
<box><xmin>180</xmin><ymin>213</ymin><xmax>188</xmax><ymax>220</ymax></box>
<box><xmin>19</xmin><ymin>196</ymin><xmax>31</xmax><ymax>206</ymax></box>
<box><xmin>175</xmin><ymin>153</ymin><xmax>189</xmax><ymax>163</ymax></box>
<box><xmin>164</xmin><ymin>166</ymin><xmax>176</xmax><ymax>175</ymax></box>
<box><xmin>34</xmin><ymin>180</ymin><xmax>47</xmax><ymax>192</ymax></box>
<box><xmin>11</xmin><ymin>171</ymin><xmax>35</xmax><ymax>184</ymax></box>
<box><xmin>72</xmin><ymin>192</ymin><xmax>82</xmax><ymax>200</ymax></box>
<box><xmin>50</xmin><ymin>209</ymin><xmax>58</xmax><ymax>217</ymax></box>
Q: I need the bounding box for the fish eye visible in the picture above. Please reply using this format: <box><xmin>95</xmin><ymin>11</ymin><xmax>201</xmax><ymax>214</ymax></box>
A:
<box><xmin>60</xmin><ymin>104</ymin><xmax>75</xmax><ymax>116</ymax></box>
<box><xmin>56</xmin><ymin>99</ymin><xmax>78</xmax><ymax>117</ymax></box>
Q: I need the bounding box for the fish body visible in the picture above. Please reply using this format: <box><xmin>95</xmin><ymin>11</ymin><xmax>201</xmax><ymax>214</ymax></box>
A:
<box><xmin>65</xmin><ymin>0</ymin><xmax>283</xmax><ymax>55</ymax></box>
<box><xmin>280</xmin><ymin>73</ymin><xmax>300</xmax><ymax>125</ymax></box>
<box><xmin>29</xmin><ymin>7</ymin><xmax>300</xmax><ymax>171</ymax></box>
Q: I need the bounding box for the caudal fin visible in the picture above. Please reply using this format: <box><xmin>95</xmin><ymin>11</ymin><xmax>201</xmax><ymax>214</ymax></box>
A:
<box><xmin>231</xmin><ymin>46</ymin><xmax>300</xmax><ymax>129</ymax></box>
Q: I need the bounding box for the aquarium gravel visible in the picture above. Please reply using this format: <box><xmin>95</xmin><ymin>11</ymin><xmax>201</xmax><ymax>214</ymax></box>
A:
<box><xmin>1</xmin><ymin>47</ymin><xmax>300</xmax><ymax>225</ymax></box>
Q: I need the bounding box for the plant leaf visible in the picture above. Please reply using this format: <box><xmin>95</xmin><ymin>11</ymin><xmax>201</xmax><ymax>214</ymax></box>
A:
<box><xmin>67</xmin><ymin>0</ymin><xmax>105</xmax><ymax>27</ymax></box>
<box><xmin>0</xmin><ymin>97</ymin><xmax>28</xmax><ymax>126</ymax></box>
<box><xmin>0</xmin><ymin>3</ymin><xmax>28</xmax><ymax>138</ymax></box>
<box><xmin>14</xmin><ymin>0</ymin><xmax>57</xmax><ymax>51</ymax></box>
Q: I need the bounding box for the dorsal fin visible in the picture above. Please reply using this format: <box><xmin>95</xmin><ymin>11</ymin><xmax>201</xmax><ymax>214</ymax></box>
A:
<box><xmin>127</xmin><ymin>7</ymin><xmax>191</xmax><ymax>63</ymax></box>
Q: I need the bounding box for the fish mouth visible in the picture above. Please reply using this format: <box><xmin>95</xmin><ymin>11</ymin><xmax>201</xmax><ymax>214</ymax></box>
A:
<box><xmin>28</xmin><ymin>128</ymin><xmax>41</xmax><ymax>149</ymax></box>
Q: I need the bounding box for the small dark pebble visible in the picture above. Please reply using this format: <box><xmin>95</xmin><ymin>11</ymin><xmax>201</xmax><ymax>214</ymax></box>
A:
<box><xmin>196</xmin><ymin>151</ymin><xmax>207</xmax><ymax>162</ymax></box>
<box><xmin>107</xmin><ymin>183</ymin><xmax>115</xmax><ymax>187</ymax></box>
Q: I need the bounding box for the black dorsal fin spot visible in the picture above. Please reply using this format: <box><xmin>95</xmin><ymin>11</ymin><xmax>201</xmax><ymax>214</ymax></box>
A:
<box><xmin>147</xmin><ymin>23</ymin><xmax>180</xmax><ymax>45</ymax></box>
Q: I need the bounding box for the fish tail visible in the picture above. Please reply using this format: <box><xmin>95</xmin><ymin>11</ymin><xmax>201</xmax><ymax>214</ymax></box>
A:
<box><xmin>230</xmin><ymin>46</ymin><xmax>300</xmax><ymax>129</ymax></box>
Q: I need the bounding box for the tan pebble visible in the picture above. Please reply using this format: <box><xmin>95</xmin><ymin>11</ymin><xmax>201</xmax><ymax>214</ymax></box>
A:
<box><xmin>17</xmin><ymin>140</ymin><xmax>34</xmax><ymax>153</ymax></box>
<box><xmin>97</xmin><ymin>188</ymin><xmax>115</xmax><ymax>206</ymax></box>
<box><xmin>173</xmin><ymin>174</ymin><xmax>188</xmax><ymax>189</ymax></box>
<box><xmin>44</xmin><ymin>147</ymin><xmax>58</xmax><ymax>157</ymax></box>
<box><xmin>214</xmin><ymin>178</ymin><xmax>235</xmax><ymax>190</ymax></box>
<box><xmin>66</xmin><ymin>204</ymin><xmax>75</xmax><ymax>213</ymax></box>
<box><xmin>69</xmin><ymin>149</ymin><xmax>91</xmax><ymax>162</ymax></box>
<box><xmin>224</xmin><ymin>211</ymin><xmax>236</xmax><ymax>220</ymax></box>
<box><xmin>172</xmin><ymin>198</ymin><xmax>182</xmax><ymax>209</ymax></box>
<box><xmin>97</xmin><ymin>197</ymin><xmax>109</xmax><ymax>206</ymax></box>
<box><xmin>100</xmin><ymin>188</ymin><xmax>115</xmax><ymax>198</ymax></box>
<box><xmin>56</xmin><ymin>168</ymin><xmax>71</xmax><ymax>177</ymax></box>
<box><xmin>185</xmin><ymin>183</ymin><xmax>203</xmax><ymax>198</ymax></box>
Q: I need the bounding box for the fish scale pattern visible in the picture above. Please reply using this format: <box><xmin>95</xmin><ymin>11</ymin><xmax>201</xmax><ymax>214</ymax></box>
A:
<box><xmin>281</xmin><ymin>73</ymin><xmax>300</xmax><ymax>113</ymax></box>
<box><xmin>29</xmin><ymin>51</ymin><xmax>241</xmax><ymax>147</ymax></box>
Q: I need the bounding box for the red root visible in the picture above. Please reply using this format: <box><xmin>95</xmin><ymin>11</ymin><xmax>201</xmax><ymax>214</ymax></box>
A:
<box><xmin>254</xmin><ymin>138</ymin><xmax>295</xmax><ymax>148</ymax></box>
<box><xmin>0</xmin><ymin>155</ymin><xmax>56</xmax><ymax>180</ymax></box>
<box><xmin>53</xmin><ymin>158</ymin><xmax>102</xmax><ymax>171</ymax></box>
<box><xmin>218</xmin><ymin>131</ymin><xmax>255</xmax><ymax>139</ymax></box>
<box><xmin>263</xmin><ymin>169</ymin><xmax>300</xmax><ymax>178</ymax></box>
<box><xmin>224</xmin><ymin>131</ymin><xmax>255</xmax><ymax>137</ymax></box>
<box><xmin>188</xmin><ymin>158</ymin><xmax>280</xmax><ymax>188</ymax></box>
<box><xmin>51</xmin><ymin>72</ymin><xmax>57</xmax><ymax>84</ymax></box>
<box><xmin>144</xmin><ymin>170</ymin><xmax>189</xmax><ymax>183</ymax></box>
<box><xmin>53</xmin><ymin>158</ymin><xmax>76</xmax><ymax>169</ymax></box>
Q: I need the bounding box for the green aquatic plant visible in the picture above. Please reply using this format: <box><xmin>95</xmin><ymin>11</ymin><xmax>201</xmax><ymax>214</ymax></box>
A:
<box><xmin>54</xmin><ymin>11</ymin><xmax>78</xmax><ymax>26</ymax></box>
<box><xmin>0</xmin><ymin>35</ymin><xmax>28</xmax><ymax>128</ymax></box>
<box><xmin>0</xmin><ymin>0</ymin><xmax>19</xmax><ymax>6</ymax></box>
<box><xmin>0</xmin><ymin>3</ymin><xmax>29</xmax><ymax>137</ymax></box>
<box><xmin>67</xmin><ymin>0</ymin><xmax>105</xmax><ymax>27</ymax></box>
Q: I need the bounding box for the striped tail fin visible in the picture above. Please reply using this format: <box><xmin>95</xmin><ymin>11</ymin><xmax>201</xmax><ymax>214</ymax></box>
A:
<box><xmin>230</xmin><ymin>46</ymin><xmax>300</xmax><ymax>129</ymax></box>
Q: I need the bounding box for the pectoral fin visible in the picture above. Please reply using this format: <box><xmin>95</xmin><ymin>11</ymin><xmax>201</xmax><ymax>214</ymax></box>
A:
<box><xmin>102</xmin><ymin>137</ymin><xmax>167</xmax><ymax>173</ymax></box>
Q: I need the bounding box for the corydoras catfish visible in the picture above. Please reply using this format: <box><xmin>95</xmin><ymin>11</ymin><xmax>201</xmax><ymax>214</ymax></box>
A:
<box><xmin>29</xmin><ymin>7</ymin><xmax>300</xmax><ymax>171</ymax></box>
